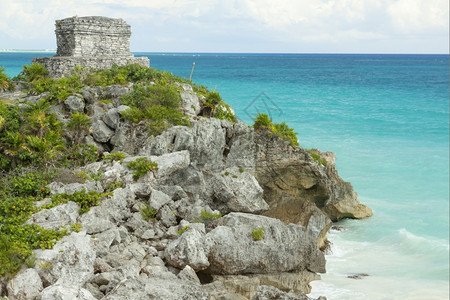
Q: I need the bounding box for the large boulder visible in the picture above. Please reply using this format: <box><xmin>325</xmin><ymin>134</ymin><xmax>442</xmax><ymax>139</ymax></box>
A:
<box><xmin>204</xmin><ymin>213</ymin><xmax>326</xmax><ymax>275</ymax></box>
<box><xmin>165</xmin><ymin>229</ymin><xmax>210</xmax><ymax>271</ymax></box>
<box><xmin>41</xmin><ymin>283</ymin><xmax>96</xmax><ymax>300</ymax></box>
<box><xmin>100</xmin><ymin>277</ymin><xmax>209</xmax><ymax>300</ymax></box>
<box><xmin>26</xmin><ymin>201</ymin><xmax>79</xmax><ymax>231</ymax></box>
<box><xmin>206</xmin><ymin>167</ymin><xmax>268</xmax><ymax>214</ymax></box>
<box><xmin>7</xmin><ymin>268</ymin><xmax>43</xmax><ymax>300</ymax></box>
<box><xmin>34</xmin><ymin>232</ymin><xmax>96</xmax><ymax>287</ymax></box>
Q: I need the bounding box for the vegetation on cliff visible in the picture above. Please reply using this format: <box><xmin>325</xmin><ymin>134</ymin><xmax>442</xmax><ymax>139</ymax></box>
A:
<box><xmin>253</xmin><ymin>113</ymin><xmax>299</xmax><ymax>147</ymax></box>
<box><xmin>0</xmin><ymin>62</ymin><xmax>243</xmax><ymax>277</ymax></box>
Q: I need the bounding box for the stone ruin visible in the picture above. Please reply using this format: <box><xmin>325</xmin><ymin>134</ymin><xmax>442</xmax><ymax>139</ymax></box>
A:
<box><xmin>33</xmin><ymin>16</ymin><xmax>149</xmax><ymax>78</ymax></box>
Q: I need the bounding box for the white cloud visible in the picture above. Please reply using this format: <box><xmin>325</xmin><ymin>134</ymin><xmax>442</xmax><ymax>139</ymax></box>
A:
<box><xmin>387</xmin><ymin>0</ymin><xmax>449</xmax><ymax>34</ymax></box>
<box><xmin>0</xmin><ymin>0</ymin><xmax>448</xmax><ymax>52</ymax></box>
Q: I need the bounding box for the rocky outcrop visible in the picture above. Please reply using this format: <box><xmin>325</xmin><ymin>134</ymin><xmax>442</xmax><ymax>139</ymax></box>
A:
<box><xmin>2</xmin><ymin>78</ymin><xmax>374</xmax><ymax>299</ymax></box>
<box><xmin>254</xmin><ymin>130</ymin><xmax>372</xmax><ymax>248</ymax></box>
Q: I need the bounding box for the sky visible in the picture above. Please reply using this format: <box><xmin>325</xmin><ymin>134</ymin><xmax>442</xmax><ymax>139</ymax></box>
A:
<box><xmin>0</xmin><ymin>0</ymin><xmax>448</xmax><ymax>54</ymax></box>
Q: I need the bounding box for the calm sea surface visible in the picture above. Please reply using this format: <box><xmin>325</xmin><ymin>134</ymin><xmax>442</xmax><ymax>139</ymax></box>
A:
<box><xmin>1</xmin><ymin>52</ymin><xmax>449</xmax><ymax>299</ymax></box>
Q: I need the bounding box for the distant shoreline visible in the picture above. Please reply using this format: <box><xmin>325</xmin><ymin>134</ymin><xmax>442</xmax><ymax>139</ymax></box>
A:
<box><xmin>0</xmin><ymin>49</ymin><xmax>56</xmax><ymax>53</ymax></box>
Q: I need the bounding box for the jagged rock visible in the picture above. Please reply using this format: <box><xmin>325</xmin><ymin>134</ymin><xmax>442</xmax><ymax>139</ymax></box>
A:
<box><xmin>206</xmin><ymin>167</ymin><xmax>268</xmax><ymax>214</ymax></box>
<box><xmin>92</xmin><ymin>119</ymin><xmax>115</xmax><ymax>143</ymax></box>
<box><xmin>7</xmin><ymin>268</ymin><xmax>43</xmax><ymax>300</ymax></box>
<box><xmin>80</xmin><ymin>188</ymin><xmax>134</xmax><ymax>234</ymax></box>
<box><xmin>41</xmin><ymin>283</ymin><xmax>96</xmax><ymax>300</ymax></box>
<box><xmin>149</xmin><ymin>189</ymin><xmax>172</xmax><ymax>211</ymax></box>
<box><xmin>64</xmin><ymin>95</ymin><xmax>85</xmax><ymax>113</ymax></box>
<box><xmin>129</xmin><ymin>183</ymin><xmax>153</xmax><ymax>198</ymax></box>
<box><xmin>101</xmin><ymin>160</ymin><xmax>129</xmax><ymax>187</ymax></box>
<box><xmin>211</xmin><ymin>270</ymin><xmax>320</xmax><ymax>298</ymax></box>
<box><xmin>142</xmin><ymin>118</ymin><xmax>226</xmax><ymax>171</ymax></box>
<box><xmin>91</xmin><ymin>227</ymin><xmax>124</xmax><ymax>256</ymax></box>
<box><xmin>47</xmin><ymin>181</ymin><xmax>103</xmax><ymax>195</ymax></box>
<box><xmin>102</xmin><ymin>277</ymin><xmax>208</xmax><ymax>300</ymax></box>
<box><xmin>204</xmin><ymin>213</ymin><xmax>326</xmax><ymax>275</ymax></box>
<box><xmin>165</xmin><ymin>228</ymin><xmax>210</xmax><ymax>271</ymax></box>
<box><xmin>203</xmin><ymin>280</ymin><xmax>250</xmax><ymax>300</ymax></box>
<box><xmin>252</xmin><ymin>285</ymin><xmax>326</xmax><ymax>300</ymax></box>
<box><xmin>178</xmin><ymin>265</ymin><xmax>201</xmax><ymax>284</ymax></box>
<box><xmin>34</xmin><ymin>232</ymin><xmax>96</xmax><ymax>287</ymax></box>
<box><xmin>152</xmin><ymin>150</ymin><xmax>191</xmax><ymax>178</ymax></box>
<box><xmin>158</xmin><ymin>205</ymin><xmax>178</xmax><ymax>228</ymax></box>
<box><xmin>110</xmin><ymin>122</ymin><xmax>148</xmax><ymax>154</ymax></box>
<box><xmin>26</xmin><ymin>201</ymin><xmax>79</xmax><ymax>230</ymax></box>
<box><xmin>179</xmin><ymin>83</ymin><xmax>201</xmax><ymax>116</ymax></box>
<box><xmin>306</xmin><ymin>209</ymin><xmax>333</xmax><ymax>250</ymax></box>
<box><xmin>254</xmin><ymin>131</ymin><xmax>372</xmax><ymax>248</ymax></box>
<box><xmin>103</xmin><ymin>107</ymin><xmax>121</xmax><ymax>129</ymax></box>
<box><xmin>226</xmin><ymin>121</ymin><xmax>256</xmax><ymax>170</ymax></box>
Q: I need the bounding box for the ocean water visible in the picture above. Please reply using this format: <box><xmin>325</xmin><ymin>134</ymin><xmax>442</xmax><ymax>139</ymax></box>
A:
<box><xmin>1</xmin><ymin>52</ymin><xmax>449</xmax><ymax>299</ymax></box>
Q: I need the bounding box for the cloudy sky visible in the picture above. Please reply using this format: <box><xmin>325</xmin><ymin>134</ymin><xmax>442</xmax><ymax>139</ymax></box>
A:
<box><xmin>0</xmin><ymin>0</ymin><xmax>448</xmax><ymax>53</ymax></box>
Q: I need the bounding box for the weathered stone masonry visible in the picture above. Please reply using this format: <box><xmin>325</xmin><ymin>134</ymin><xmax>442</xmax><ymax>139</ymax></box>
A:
<box><xmin>33</xmin><ymin>16</ymin><xmax>149</xmax><ymax>78</ymax></box>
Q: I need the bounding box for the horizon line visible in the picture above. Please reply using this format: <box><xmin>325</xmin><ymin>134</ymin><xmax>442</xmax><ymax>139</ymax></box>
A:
<box><xmin>0</xmin><ymin>49</ymin><xmax>448</xmax><ymax>55</ymax></box>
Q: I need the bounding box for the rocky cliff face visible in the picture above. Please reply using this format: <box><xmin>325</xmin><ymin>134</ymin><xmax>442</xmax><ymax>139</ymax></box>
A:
<box><xmin>1</xmin><ymin>80</ymin><xmax>370</xmax><ymax>300</ymax></box>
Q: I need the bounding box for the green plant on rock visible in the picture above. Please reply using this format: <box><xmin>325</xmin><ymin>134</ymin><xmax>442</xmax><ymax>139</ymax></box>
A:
<box><xmin>47</xmin><ymin>190</ymin><xmax>111</xmax><ymax>214</ymax></box>
<box><xmin>103</xmin><ymin>152</ymin><xmax>126</xmax><ymax>163</ymax></box>
<box><xmin>177</xmin><ymin>226</ymin><xmax>190</xmax><ymax>235</ymax></box>
<box><xmin>105</xmin><ymin>180</ymin><xmax>124</xmax><ymax>192</ymax></box>
<box><xmin>126</xmin><ymin>157</ymin><xmax>158</xmax><ymax>181</ymax></box>
<box><xmin>14</xmin><ymin>63</ymin><xmax>48</xmax><ymax>82</ymax></box>
<box><xmin>10</xmin><ymin>171</ymin><xmax>51</xmax><ymax>197</ymax></box>
<box><xmin>67</xmin><ymin>112</ymin><xmax>91</xmax><ymax>144</ymax></box>
<box><xmin>253</xmin><ymin>113</ymin><xmax>299</xmax><ymax>147</ymax></box>
<box><xmin>251</xmin><ymin>227</ymin><xmax>264</xmax><ymax>241</ymax></box>
<box><xmin>200</xmin><ymin>210</ymin><xmax>222</xmax><ymax>221</ymax></box>
<box><xmin>70</xmin><ymin>223</ymin><xmax>82</xmax><ymax>232</ymax></box>
<box><xmin>140</xmin><ymin>202</ymin><xmax>157</xmax><ymax>221</ymax></box>
<box><xmin>307</xmin><ymin>150</ymin><xmax>328</xmax><ymax>166</ymax></box>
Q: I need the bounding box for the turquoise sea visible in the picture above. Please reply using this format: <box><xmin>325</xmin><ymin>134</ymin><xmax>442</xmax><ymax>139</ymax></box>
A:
<box><xmin>1</xmin><ymin>52</ymin><xmax>449</xmax><ymax>299</ymax></box>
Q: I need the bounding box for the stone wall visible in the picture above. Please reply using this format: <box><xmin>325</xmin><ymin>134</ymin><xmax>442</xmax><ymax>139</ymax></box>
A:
<box><xmin>32</xmin><ymin>16</ymin><xmax>149</xmax><ymax>78</ymax></box>
<box><xmin>55</xmin><ymin>16</ymin><xmax>131</xmax><ymax>57</ymax></box>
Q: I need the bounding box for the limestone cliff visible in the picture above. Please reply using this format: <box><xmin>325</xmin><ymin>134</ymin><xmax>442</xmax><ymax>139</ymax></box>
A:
<box><xmin>1</xmin><ymin>76</ymin><xmax>370</xmax><ymax>300</ymax></box>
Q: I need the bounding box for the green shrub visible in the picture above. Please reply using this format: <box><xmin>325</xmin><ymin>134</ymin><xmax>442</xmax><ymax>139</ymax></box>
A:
<box><xmin>200</xmin><ymin>210</ymin><xmax>222</xmax><ymax>221</ymax></box>
<box><xmin>11</xmin><ymin>172</ymin><xmax>51</xmax><ymax>197</ymax></box>
<box><xmin>214</xmin><ymin>104</ymin><xmax>236</xmax><ymax>122</ymax></box>
<box><xmin>251</xmin><ymin>227</ymin><xmax>264</xmax><ymax>241</ymax></box>
<box><xmin>121</xmin><ymin>84</ymin><xmax>181</xmax><ymax>109</ymax></box>
<box><xmin>307</xmin><ymin>150</ymin><xmax>327</xmax><ymax>166</ymax></box>
<box><xmin>70</xmin><ymin>223</ymin><xmax>82</xmax><ymax>232</ymax></box>
<box><xmin>239</xmin><ymin>167</ymin><xmax>244</xmax><ymax>173</ymax></box>
<box><xmin>105</xmin><ymin>180</ymin><xmax>124</xmax><ymax>192</ymax></box>
<box><xmin>253</xmin><ymin>113</ymin><xmax>272</xmax><ymax>129</ymax></box>
<box><xmin>127</xmin><ymin>157</ymin><xmax>158</xmax><ymax>181</ymax></box>
<box><xmin>140</xmin><ymin>202</ymin><xmax>157</xmax><ymax>221</ymax></box>
<box><xmin>67</xmin><ymin>112</ymin><xmax>91</xmax><ymax>144</ymax></box>
<box><xmin>14</xmin><ymin>63</ymin><xmax>48</xmax><ymax>82</ymax></box>
<box><xmin>253</xmin><ymin>113</ymin><xmax>299</xmax><ymax>147</ymax></box>
<box><xmin>0</xmin><ymin>67</ymin><xmax>13</xmax><ymax>91</ymax></box>
<box><xmin>47</xmin><ymin>190</ymin><xmax>111</xmax><ymax>214</ymax></box>
<box><xmin>103</xmin><ymin>152</ymin><xmax>126</xmax><ymax>163</ymax></box>
<box><xmin>204</xmin><ymin>91</ymin><xmax>222</xmax><ymax>107</ymax></box>
<box><xmin>273</xmin><ymin>121</ymin><xmax>299</xmax><ymax>147</ymax></box>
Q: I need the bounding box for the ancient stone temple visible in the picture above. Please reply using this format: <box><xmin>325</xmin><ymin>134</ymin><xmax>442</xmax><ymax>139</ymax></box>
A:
<box><xmin>33</xmin><ymin>16</ymin><xmax>149</xmax><ymax>77</ymax></box>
